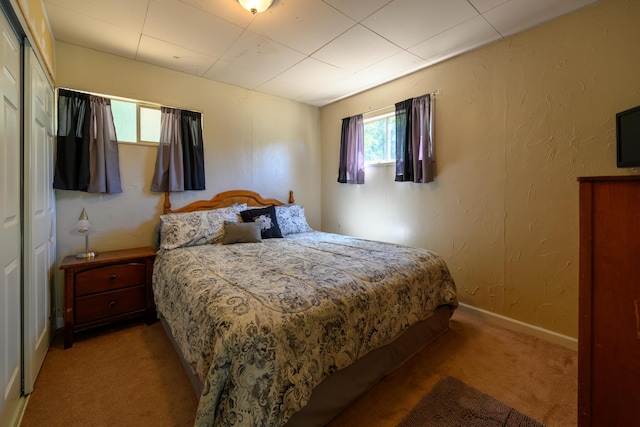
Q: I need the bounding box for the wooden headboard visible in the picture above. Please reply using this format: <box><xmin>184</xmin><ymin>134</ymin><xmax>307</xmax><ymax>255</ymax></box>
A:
<box><xmin>163</xmin><ymin>190</ymin><xmax>295</xmax><ymax>214</ymax></box>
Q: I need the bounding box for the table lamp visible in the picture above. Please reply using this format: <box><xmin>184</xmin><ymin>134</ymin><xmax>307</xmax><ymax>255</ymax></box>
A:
<box><xmin>73</xmin><ymin>208</ymin><xmax>97</xmax><ymax>259</ymax></box>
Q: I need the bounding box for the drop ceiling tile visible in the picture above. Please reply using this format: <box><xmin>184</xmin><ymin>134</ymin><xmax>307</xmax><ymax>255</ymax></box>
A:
<box><xmin>204</xmin><ymin>59</ymin><xmax>265</xmax><ymax>90</ymax></box>
<box><xmin>358</xmin><ymin>50</ymin><xmax>427</xmax><ymax>80</ymax></box>
<box><xmin>256</xmin><ymin>58</ymin><xmax>354</xmax><ymax>102</ymax></box>
<box><xmin>44</xmin><ymin>0</ymin><xmax>601</xmax><ymax>107</ymax></box>
<box><xmin>204</xmin><ymin>31</ymin><xmax>306</xmax><ymax>89</ymax></box>
<box><xmin>328</xmin><ymin>69</ymin><xmax>393</xmax><ymax>99</ymax></box>
<box><xmin>325</xmin><ymin>51</ymin><xmax>426</xmax><ymax>98</ymax></box>
<box><xmin>144</xmin><ymin>0</ymin><xmax>243</xmax><ymax>56</ymax></box>
<box><xmin>137</xmin><ymin>35</ymin><xmax>217</xmax><ymax>76</ymax></box>
<box><xmin>312</xmin><ymin>24</ymin><xmax>402</xmax><ymax>73</ymax></box>
<box><xmin>467</xmin><ymin>0</ymin><xmax>511</xmax><ymax>13</ymax></box>
<box><xmin>303</xmin><ymin>51</ymin><xmax>431</xmax><ymax>105</ymax></box>
<box><xmin>44</xmin><ymin>3</ymin><xmax>140</xmax><ymax>58</ymax></box>
<box><xmin>362</xmin><ymin>0</ymin><xmax>479</xmax><ymax>49</ymax></box>
<box><xmin>295</xmin><ymin>87</ymin><xmax>349</xmax><ymax>107</ymax></box>
<box><xmin>44</xmin><ymin>0</ymin><xmax>148</xmax><ymax>32</ymax></box>
<box><xmin>272</xmin><ymin>58</ymin><xmax>349</xmax><ymax>88</ymax></box>
<box><xmin>322</xmin><ymin>0</ymin><xmax>393</xmax><ymax>22</ymax></box>
<box><xmin>483</xmin><ymin>0</ymin><xmax>600</xmax><ymax>37</ymax></box>
<box><xmin>410</xmin><ymin>15</ymin><xmax>501</xmax><ymax>62</ymax></box>
<box><xmin>256</xmin><ymin>78</ymin><xmax>315</xmax><ymax>101</ymax></box>
<box><xmin>247</xmin><ymin>0</ymin><xmax>356</xmax><ymax>55</ymax></box>
<box><xmin>179</xmin><ymin>0</ymin><xmax>255</xmax><ymax>28</ymax></box>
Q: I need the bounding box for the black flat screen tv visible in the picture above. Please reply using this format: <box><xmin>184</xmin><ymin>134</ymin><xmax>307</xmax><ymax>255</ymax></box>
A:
<box><xmin>616</xmin><ymin>105</ymin><xmax>640</xmax><ymax>168</ymax></box>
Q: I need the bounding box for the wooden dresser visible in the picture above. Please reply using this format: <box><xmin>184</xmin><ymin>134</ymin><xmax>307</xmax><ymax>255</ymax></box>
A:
<box><xmin>59</xmin><ymin>247</ymin><xmax>156</xmax><ymax>349</ymax></box>
<box><xmin>578</xmin><ymin>176</ymin><xmax>640</xmax><ymax>426</ymax></box>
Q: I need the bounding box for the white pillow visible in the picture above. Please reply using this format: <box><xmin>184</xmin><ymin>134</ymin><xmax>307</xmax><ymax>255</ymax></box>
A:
<box><xmin>275</xmin><ymin>204</ymin><xmax>313</xmax><ymax>235</ymax></box>
<box><xmin>159</xmin><ymin>204</ymin><xmax>247</xmax><ymax>250</ymax></box>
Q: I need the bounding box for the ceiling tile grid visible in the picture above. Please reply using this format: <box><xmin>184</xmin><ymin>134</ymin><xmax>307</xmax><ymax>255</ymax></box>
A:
<box><xmin>44</xmin><ymin>0</ymin><xmax>600</xmax><ymax>106</ymax></box>
<box><xmin>361</xmin><ymin>0</ymin><xmax>480</xmax><ymax>49</ymax></box>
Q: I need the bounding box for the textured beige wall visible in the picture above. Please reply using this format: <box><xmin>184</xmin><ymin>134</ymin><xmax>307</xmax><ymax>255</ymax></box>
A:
<box><xmin>320</xmin><ymin>0</ymin><xmax>640</xmax><ymax>338</ymax></box>
<box><xmin>54</xmin><ymin>42</ymin><xmax>321</xmax><ymax>321</ymax></box>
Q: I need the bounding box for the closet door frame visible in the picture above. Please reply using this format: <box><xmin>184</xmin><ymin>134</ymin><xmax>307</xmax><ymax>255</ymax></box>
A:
<box><xmin>0</xmin><ymin>1</ymin><xmax>56</xmax><ymax>424</ymax></box>
<box><xmin>0</xmin><ymin>5</ymin><xmax>23</xmax><ymax>426</ymax></box>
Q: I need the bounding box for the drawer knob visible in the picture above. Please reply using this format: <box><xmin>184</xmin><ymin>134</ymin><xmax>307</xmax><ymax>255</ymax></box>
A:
<box><xmin>109</xmin><ymin>301</ymin><xmax>116</xmax><ymax>308</ymax></box>
<box><xmin>110</xmin><ymin>274</ymin><xmax>117</xmax><ymax>280</ymax></box>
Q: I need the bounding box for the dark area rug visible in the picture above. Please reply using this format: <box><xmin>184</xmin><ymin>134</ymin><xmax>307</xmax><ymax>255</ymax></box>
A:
<box><xmin>397</xmin><ymin>376</ymin><xmax>545</xmax><ymax>427</ymax></box>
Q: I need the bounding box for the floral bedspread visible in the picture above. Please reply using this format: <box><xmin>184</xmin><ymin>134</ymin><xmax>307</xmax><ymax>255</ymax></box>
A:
<box><xmin>152</xmin><ymin>231</ymin><xmax>457</xmax><ymax>427</ymax></box>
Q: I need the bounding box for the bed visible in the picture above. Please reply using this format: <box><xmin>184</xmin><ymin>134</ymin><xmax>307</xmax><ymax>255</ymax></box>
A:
<box><xmin>153</xmin><ymin>190</ymin><xmax>458</xmax><ymax>427</ymax></box>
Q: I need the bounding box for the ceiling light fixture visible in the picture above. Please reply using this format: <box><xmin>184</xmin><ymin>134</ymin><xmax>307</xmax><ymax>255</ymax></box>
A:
<box><xmin>237</xmin><ymin>0</ymin><xmax>273</xmax><ymax>15</ymax></box>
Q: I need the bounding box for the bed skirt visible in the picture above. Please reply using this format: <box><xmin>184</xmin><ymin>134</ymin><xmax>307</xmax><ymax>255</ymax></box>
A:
<box><xmin>160</xmin><ymin>304</ymin><xmax>453</xmax><ymax>426</ymax></box>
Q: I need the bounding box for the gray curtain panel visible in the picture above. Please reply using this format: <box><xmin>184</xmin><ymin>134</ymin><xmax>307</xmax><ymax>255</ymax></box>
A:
<box><xmin>412</xmin><ymin>94</ymin><xmax>434</xmax><ymax>183</ymax></box>
<box><xmin>53</xmin><ymin>89</ymin><xmax>122</xmax><ymax>193</ymax></box>
<box><xmin>151</xmin><ymin>107</ymin><xmax>206</xmax><ymax>193</ymax></box>
<box><xmin>337</xmin><ymin>114</ymin><xmax>364</xmax><ymax>184</ymax></box>
<box><xmin>181</xmin><ymin>110</ymin><xmax>205</xmax><ymax>191</ymax></box>
<box><xmin>395</xmin><ymin>94</ymin><xmax>434</xmax><ymax>183</ymax></box>
<box><xmin>88</xmin><ymin>95</ymin><xmax>122</xmax><ymax>193</ymax></box>
<box><xmin>151</xmin><ymin>107</ymin><xmax>184</xmax><ymax>192</ymax></box>
<box><xmin>53</xmin><ymin>89</ymin><xmax>91</xmax><ymax>191</ymax></box>
<box><xmin>395</xmin><ymin>98</ymin><xmax>413</xmax><ymax>182</ymax></box>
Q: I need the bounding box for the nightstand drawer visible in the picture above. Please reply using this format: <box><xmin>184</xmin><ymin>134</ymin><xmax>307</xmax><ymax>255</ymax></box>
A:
<box><xmin>75</xmin><ymin>263</ymin><xmax>146</xmax><ymax>296</ymax></box>
<box><xmin>75</xmin><ymin>285</ymin><xmax>146</xmax><ymax>324</ymax></box>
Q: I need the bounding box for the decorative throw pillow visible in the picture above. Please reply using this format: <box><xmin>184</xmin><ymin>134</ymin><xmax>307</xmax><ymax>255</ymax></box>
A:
<box><xmin>222</xmin><ymin>221</ymin><xmax>262</xmax><ymax>244</ymax></box>
<box><xmin>240</xmin><ymin>206</ymin><xmax>283</xmax><ymax>239</ymax></box>
<box><xmin>160</xmin><ymin>203</ymin><xmax>247</xmax><ymax>250</ymax></box>
<box><xmin>275</xmin><ymin>204</ymin><xmax>313</xmax><ymax>235</ymax></box>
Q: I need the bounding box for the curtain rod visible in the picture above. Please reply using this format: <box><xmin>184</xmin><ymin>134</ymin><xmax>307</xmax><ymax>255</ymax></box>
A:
<box><xmin>57</xmin><ymin>86</ymin><xmax>202</xmax><ymax>114</ymax></box>
<box><xmin>361</xmin><ymin>89</ymin><xmax>440</xmax><ymax>116</ymax></box>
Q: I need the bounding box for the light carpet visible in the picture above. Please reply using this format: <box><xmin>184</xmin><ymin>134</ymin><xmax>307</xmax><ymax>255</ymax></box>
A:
<box><xmin>20</xmin><ymin>311</ymin><xmax>576</xmax><ymax>426</ymax></box>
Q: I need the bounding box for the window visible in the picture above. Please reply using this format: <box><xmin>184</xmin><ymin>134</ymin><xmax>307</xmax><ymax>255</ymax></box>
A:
<box><xmin>364</xmin><ymin>112</ymin><xmax>395</xmax><ymax>164</ymax></box>
<box><xmin>111</xmin><ymin>99</ymin><xmax>161</xmax><ymax>145</ymax></box>
<box><xmin>139</xmin><ymin>106</ymin><xmax>161</xmax><ymax>142</ymax></box>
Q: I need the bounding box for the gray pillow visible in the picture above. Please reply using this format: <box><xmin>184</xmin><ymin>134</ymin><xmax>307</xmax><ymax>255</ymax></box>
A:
<box><xmin>222</xmin><ymin>221</ymin><xmax>262</xmax><ymax>244</ymax></box>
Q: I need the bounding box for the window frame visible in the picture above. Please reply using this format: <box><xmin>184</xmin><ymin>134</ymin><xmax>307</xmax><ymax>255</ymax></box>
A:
<box><xmin>110</xmin><ymin>97</ymin><xmax>162</xmax><ymax>147</ymax></box>
<box><xmin>137</xmin><ymin>104</ymin><xmax>161</xmax><ymax>145</ymax></box>
<box><xmin>363</xmin><ymin>111</ymin><xmax>396</xmax><ymax>166</ymax></box>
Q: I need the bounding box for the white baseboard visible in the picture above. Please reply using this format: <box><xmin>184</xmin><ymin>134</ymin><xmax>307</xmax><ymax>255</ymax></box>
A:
<box><xmin>10</xmin><ymin>395</ymin><xmax>29</xmax><ymax>427</ymax></box>
<box><xmin>456</xmin><ymin>302</ymin><xmax>578</xmax><ymax>351</ymax></box>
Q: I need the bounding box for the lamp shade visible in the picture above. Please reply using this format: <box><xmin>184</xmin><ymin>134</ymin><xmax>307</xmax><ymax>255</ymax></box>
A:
<box><xmin>77</xmin><ymin>220</ymin><xmax>90</xmax><ymax>233</ymax></box>
<box><xmin>76</xmin><ymin>209</ymin><xmax>92</xmax><ymax>233</ymax></box>
<box><xmin>237</xmin><ymin>0</ymin><xmax>273</xmax><ymax>14</ymax></box>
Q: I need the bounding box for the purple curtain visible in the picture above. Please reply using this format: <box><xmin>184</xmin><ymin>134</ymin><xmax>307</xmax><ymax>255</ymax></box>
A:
<box><xmin>395</xmin><ymin>94</ymin><xmax>434</xmax><ymax>183</ymax></box>
<box><xmin>88</xmin><ymin>96</ymin><xmax>122</xmax><ymax>193</ymax></box>
<box><xmin>151</xmin><ymin>107</ymin><xmax>184</xmax><ymax>192</ymax></box>
<box><xmin>337</xmin><ymin>114</ymin><xmax>364</xmax><ymax>184</ymax></box>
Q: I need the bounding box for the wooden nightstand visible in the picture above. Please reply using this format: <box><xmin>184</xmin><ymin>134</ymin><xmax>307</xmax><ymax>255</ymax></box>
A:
<box><xmin>59</xmin><ymin>247</ymin><xmax>156</xmax><ymax>349</ymax></box>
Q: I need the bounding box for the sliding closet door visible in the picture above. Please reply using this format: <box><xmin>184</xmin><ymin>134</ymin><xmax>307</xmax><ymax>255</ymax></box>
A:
<box><xmin>0</xmin><ymin>9</ymin><xmax>22</xmax><ymax>427</ymax></box>
<box><xmin>23</xmin><ymin>45</ymin><xmax>55</xmax><ymax>394</ymax></box>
